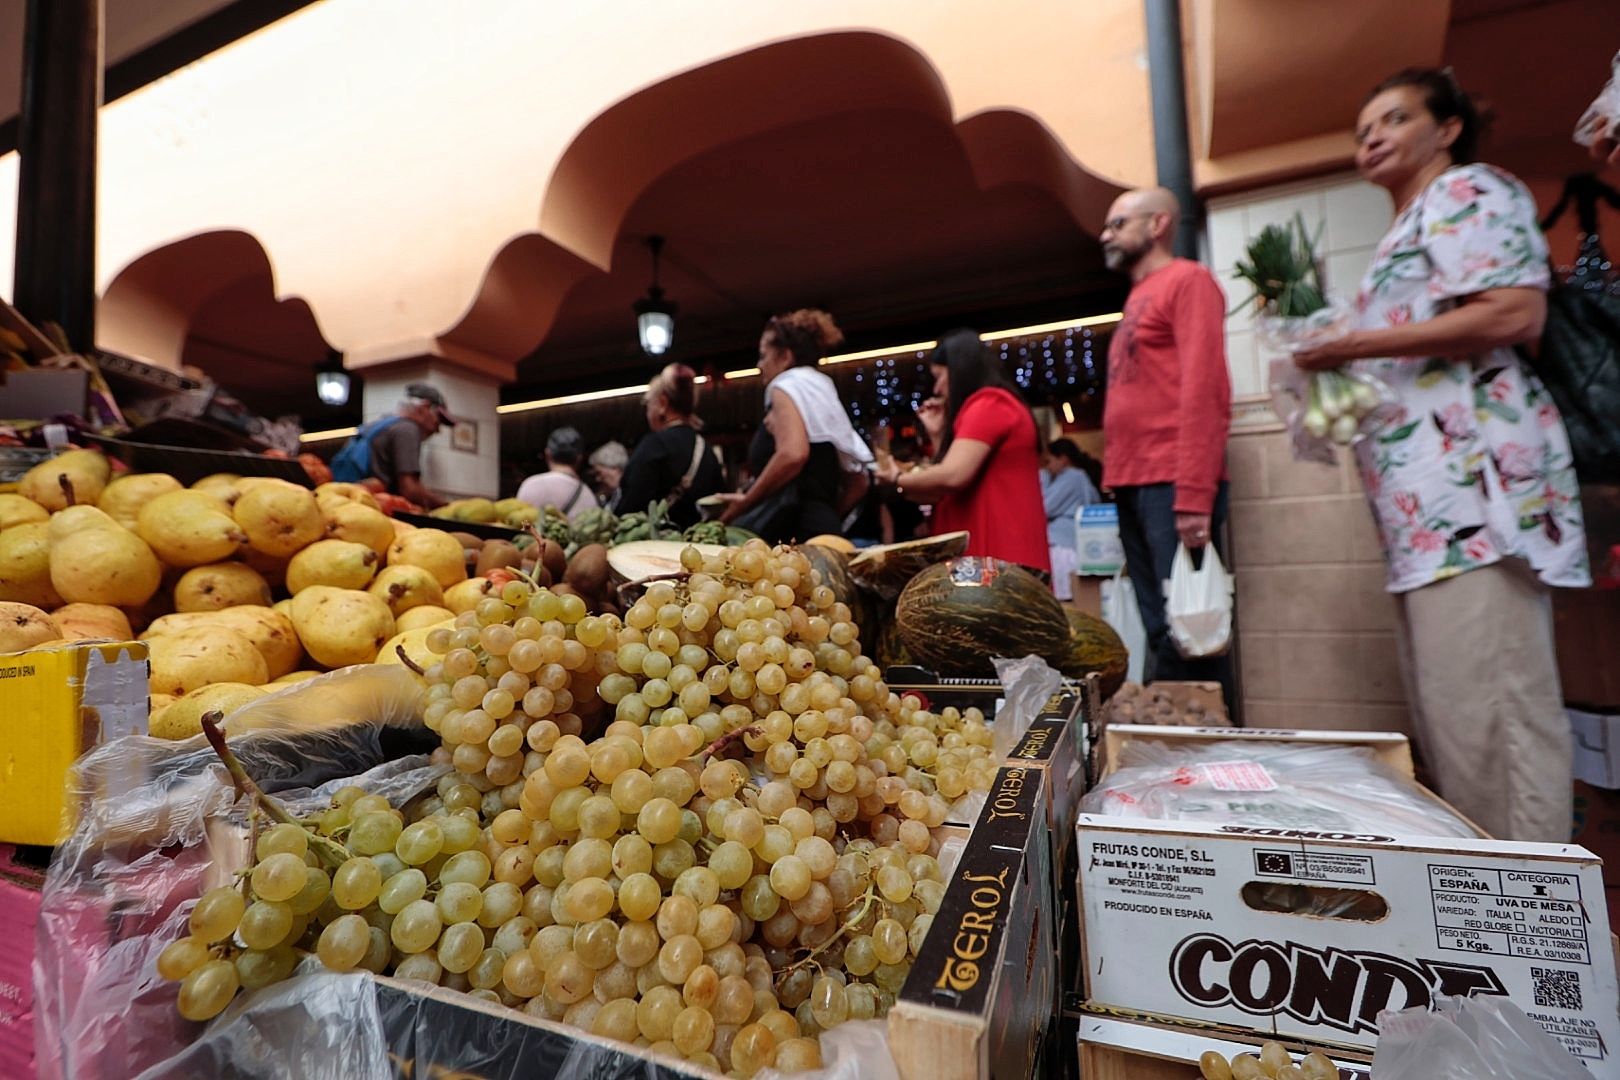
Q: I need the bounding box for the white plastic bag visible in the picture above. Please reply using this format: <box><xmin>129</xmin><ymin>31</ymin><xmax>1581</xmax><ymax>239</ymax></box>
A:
<box><xmin>1575</xmin><ymin>51</ymin><xmax>1619</xmax><ymax>148</ymax></box>
<box><xmin>1101</xmin><ymin>567</ymin><xmax>1146</xmax><ymax>685</ymax></box>
<box><xmin>1372</xmin><ymin>995</ymin><xmax>1588</xmax><ymax>1080</ymax></box>
<box><xmin>1164</xmin><ymin>542</ymin><xmax>1232</xmax><ymax>659</ymax></box>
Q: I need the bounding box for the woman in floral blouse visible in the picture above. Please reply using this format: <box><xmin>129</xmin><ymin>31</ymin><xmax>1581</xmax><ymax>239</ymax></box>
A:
<box><xmin>1294</xmin><ymin>69</ymin><xmax>1589</xmax><ymax>842</ymax></box>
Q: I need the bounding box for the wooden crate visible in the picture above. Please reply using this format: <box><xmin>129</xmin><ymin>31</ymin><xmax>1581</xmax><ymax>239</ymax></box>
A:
<box><xmin>889</xmin><ymin>765</ymin><xmax>1057</xmax><ymax>1080</ymax></box>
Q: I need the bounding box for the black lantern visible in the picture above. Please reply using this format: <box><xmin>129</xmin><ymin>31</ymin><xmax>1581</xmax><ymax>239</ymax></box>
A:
<box><xmin>633</xmin><ymin>235</ymin><xmax>677</xmax><ymax>357</ymax></box>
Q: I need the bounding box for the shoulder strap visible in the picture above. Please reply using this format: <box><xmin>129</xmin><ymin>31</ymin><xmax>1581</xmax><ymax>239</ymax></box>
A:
<box><xmin>668</xmin><ymin>433</ymin><xmax>707</xmax><ymax>503</ymax></box>
<box><xmin>561</xmin><ymin>477</ymin><xmax>587</xmax><ymax>514</ymax></box>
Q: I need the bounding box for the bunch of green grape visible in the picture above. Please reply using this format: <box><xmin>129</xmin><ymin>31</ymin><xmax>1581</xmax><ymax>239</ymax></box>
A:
<box><xmin>159</xmin><ymin>540</ymin><xmax>996</xmax><ymax>1076</ymax></box>
<box><xmin>1200</xmin><ymin>1042</ymin><xmax>1341</xmax><ymax>1080</ymax></box>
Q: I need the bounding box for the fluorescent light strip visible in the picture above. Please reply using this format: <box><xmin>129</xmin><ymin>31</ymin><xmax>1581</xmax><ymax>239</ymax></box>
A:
<box><xmin>300</xmin><ymin>426</ymin><xmax>358</xmax><ymax>443</ymax></box>
<box><xmin>1062</xmin><ymin>402</ymin><xmax>1076</xmax><ymax>424</ymax></box>
<box><xmin>501</xmin><ymin>313</ymin><xmax>1123</xmax><ymax>411</ymax></box>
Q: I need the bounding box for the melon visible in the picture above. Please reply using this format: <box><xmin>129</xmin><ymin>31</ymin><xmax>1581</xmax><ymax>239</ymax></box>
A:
<box><xmin>800</xmin><ymin>541</ymin><xmax>857</xmax><ymax>606</ymax></box>
<box><xmin>848</xmin><ymin>531</ymin><xmax>970</xmax><ymax>599</ymax></box>
<box><xmin>1055</xmin><ymin>608</ymin><xmax>1129</xmax><ymax>698</ymax></box>
<box><xmin>606</xmin><ymin>540</ymin><xmax>726</xmax><ymax>584</ymax></box>
<box><xmin>894</xmin><ymin>557</ymin><xmax>1070</xmax><ymax>678</ymax></box>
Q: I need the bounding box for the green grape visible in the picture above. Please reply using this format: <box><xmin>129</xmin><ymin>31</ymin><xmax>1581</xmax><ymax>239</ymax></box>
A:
<box><xmin>316</xmin><ymin>913</ymin><xmax>372</xmax><ymax>972</ymax></box>
<box><xmin>238</xmin><ymin>899</ymin><xmax>294</xmax><ymax>951</ymax></box>
<box><xmin>741</xmin><ymin>875</ymin><xmax>780</xmax><ymax>921</ymax></box>
<box><xmin>478</xmin><ymin>882</ymin><xmax>524</xmax><ymax>928</ymax></box>
<box><xmin>391</xmin><ymin>899</ymin><xmax>443</xmax><ymax>953</ymax></box>
<box><xmin>332</xmin><ymin>857</ymin><xmax>383</xmax><ymax>910</ymax></box>
<box><xmin>437</xmin><ymin>921</ymin><xmax>485</xmax><ymax>974</ymax></box>
<box><xmin>156</xmin><ymin>935</ymin><xmax>211</xmax><ymax>981</ymax></box>
<box><xmin>876</xmin><ymin>865</ymin><xmax>914</xmax><ymax>903</ymax></box>
<box><xmin>234</xmin><ymin>944</ymin><xmax>296</xmax><ymax>990</ymax></box>
<box><xmin>189</xmin><ymin>886</ymin><xmax>245</xmax><ymax>944</ymax></box>
<box><xmin>872</xmin><ymin>918</ymin><xmax>908</xmax><ymax>966</ymax></box>
<box><xmin>348</xmin><ymin>812</ymin><xmax>404</xmax><ymax>856</ymax></box>
<box><xmin>379</xmin><ymin>869</ymin><xmax>429</xmax><ymax>915</ymax></box>
<box><xmin>255</xmin><ymin>822</ymin><xmax>310</xmax><ymax>861</ymax></box>
<box><xmin>574</xmin><ymin>918</ymin><xmax>620</xmax><ymax>970</ymax></box>
<box><xmin>177</xmin><ymin>959</ymin><xmax>240</xmax><ymax>1021</ymax></box>
<box><xmin>287</xmin><ymin>866</ymin><xmax>332</xmax><ymax>915</ymax></box>
<box><xmin>709</xmin><ymin>840</ymin><xmax>753</xmax><ymax>891</ymax></box>
<box><xmin>394</xmin><ymin>951</ymin><xmax>443</xmax><ymax>985</ymax></box>
<box><xmin>439</xmin><ymin>850</ymin><xmax>492</xmax><ymax>888</ymax></box>
<box><xmin>437</xmin><ymin>881</ymin><xmax>484</xmax><ymax>924</ymax></box>
<box><xmin>769</xmin><ymin>856</ymin><xmax>812</xmax><ymax>902</ymax></box>
<box><xmin>618</xmin><ymin>873</ymin><xmax>662</xmax><ymax>922</ymax></box>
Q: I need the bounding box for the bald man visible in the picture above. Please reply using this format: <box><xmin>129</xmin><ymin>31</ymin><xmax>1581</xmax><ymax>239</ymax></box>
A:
<box><xmin>1097</xmin><ymin>187</ymin><xmax>1234</xmax><ymax>702</ymax></box>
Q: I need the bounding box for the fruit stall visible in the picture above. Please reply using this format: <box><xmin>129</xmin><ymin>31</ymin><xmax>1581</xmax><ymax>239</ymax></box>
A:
<box><xmin>1</xmin><ymin>441</ymin><xmax>1614</xmax><ymax>1080</ymax></box>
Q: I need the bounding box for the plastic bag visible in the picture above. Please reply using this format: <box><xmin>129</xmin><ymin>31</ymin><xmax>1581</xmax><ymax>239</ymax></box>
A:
<box><xmin>1101</xmin><ymin>567</ymin><xmax>1146</xmax><ymax>685</ymax></box>
<box><xmin>1259</xmin><ymin>299</ymin><xmax>1399</xmax><ymax>464</ymax></box>
<box><xmin>1575</xmin><ymin>51</ymin><xmax>1620</xmax><ymax>148</ymax></box>
<box><xmin>1165</xmin><ymin>542</ymin><xmax>1232</xmax><ymax>659</ymax></box>
<box><xmin>1372</xmin><ymin>995</ymin><xmax>1589</xmax><ymax>1080</ymax></box>
<box><xmin>990</xmin><ymin>654</ymin><xmax>1064</xmax><ymax>761</ymax></box>
<box><xmin>757</xmin><ymin>1020</ymin><xmax>901</xmax><ymax>1080</ymax></box>
<box><xmin>1080</xmin><ymin>737</ymin><xmax>1477</xmax><ymax>839</ymax></box>
<box><xmin>34</xmin><ymin>666</ymin><xmax>435</xmax><ymax>1080</ymax></box>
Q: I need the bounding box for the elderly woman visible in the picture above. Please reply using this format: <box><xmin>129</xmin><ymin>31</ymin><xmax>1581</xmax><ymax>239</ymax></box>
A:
<box><xmin>515</xmin><ymin>426</ymin><xmax>600</xmax><ymax>523</ymax></box>
<box><xmin>1292</xmin><ymin>68</ymin><xmax>1589</xmax><ymax>841</ymax></box>
<box><xmin>587</xmin><ymin>441</ymin><xmax>628</xmax><ymax>513</ymax></box>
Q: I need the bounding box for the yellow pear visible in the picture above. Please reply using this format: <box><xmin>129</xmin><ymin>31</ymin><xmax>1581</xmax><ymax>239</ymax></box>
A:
<box><xmin>143</xmin><ymin>605</ymin><xmax>302</xmax><ymax>681</ymax></box>
<box><xmin>269</xmin><ymin>670</ymin><xmax>321</xmax><ymax>686</ymax></box>
<box><xmin>323</xmin><ymin>501</ymin><xmax>395</xmax><ymax>557</ymax></box>
<box><xmin>375</xmin><ymin>624</ymin><xmax>442</xmax><ymax>681</ymax></box>
<box><xmin>239</xmin><ymin>545</ymin><xmax>289</xmax><ymax>590</ymax></box>
<box><xmin>18</xmin><ymin>448</ymin><xmax>110</xmax><ymax>511</ymax></box>
<box><xmin>368</xmin><ymin>564</ymin><xmax>445</xmax><ymax>616</ymax></box>
<box><xmin>288</xmin><ymin>586</ymin><xmax>395</xmax><ymax>668</ymax></box>
<box><xmin>49</xmin><ymin>521</ymin><xmax>162</xmax><ymax>607</ymax></box>
<box><xmin>137</xmin><ymin>491</ymin><xmax>248</xmax><ymax>567</ymax></box>
<box><xmin>52</xmin><ymin>602</ymin><xmax>133</xmax><ymax>641</ymax></box>
<box><xmin>286</xmin><ymin>539</ymin><xmax>379</xmax><ymax>593</ymax></box>
<box><xmin>149</xmin><ymin>692</ymin><xmax>177</xmax><ymax>714</ymax></box>
<box><xmin>315</xmin><ymin>482</ymin><xmax>381</xmax><ymax>511</ymax></box>
<box><xmin>386</xmin><ymin>528</ymin><xmax>467</xmax><ymax>589</ymax></box>
<box><xmin>173</xmin><ymin>562</ymin><xmax>272</xmax><ymax>612</ymax></box>
<box><xmin>47</xmin><ymin>504</ymin><xmax>119</xmax><ymax>543</ymax></box>
<box><xmin>0</xmin><ymin>522</ymin><xmax>64</xmax><ymax>607</ymax></box>
<box><xmin>0</xmin><ymin>601</ymin><xmax>60</xmax><ymax>652</ymax></box>
<box><xmin>149</xmin><ymin>682</ymin><xmax>266</xmax><ymax>740</ymax></box>
<box><xmin>394</xmin><ymin>604</ymin><xmax>454</xmax><ymax>633</ymax></box>
<box><xmin>147</xmin><ymin>626</ymin><xmax>268</xmax><ymax>695</ymax></box>
<box><xmin>443</xmin><ymin>576</ymin><xmax>495</xmax><ymax>614</ymax></box>
<box><xmin>191</xmin><ymin>473</ymin><xmax>242</xmax><ymax>504</ymax></box>
<box><xmin>0</xmin><ymin>493</ymin><xmax>48</xmax><ymax>529</ymax></box>
<box><xmin>273</xmin><ymin>597</ymin><xmax>295</xmax><ymax>620</ymax></box>
<box><xmin>98</xmin><ymin>473</ymin><xmax>182</xmax><ymax>530</ymax></box>
<box><xmin>234</xmin><ymin>480</ymin><xmax>323</xmax><ymax>558</ymax></box>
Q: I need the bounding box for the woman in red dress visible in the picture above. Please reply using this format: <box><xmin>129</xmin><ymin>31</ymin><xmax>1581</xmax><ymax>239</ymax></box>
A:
<box><xmin>875</xmin><ymin>329</ymin><xmax>1049</xmax><ymax>572</ymax></box>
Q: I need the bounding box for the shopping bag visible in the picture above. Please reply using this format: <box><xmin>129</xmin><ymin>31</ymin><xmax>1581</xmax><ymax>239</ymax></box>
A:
<box><xmin>1164</xmin><ymin>542</ymin><xmax>1232</xmax><ymax>659</ymax></box>
<box><xmin>1100</xmin><ymin>567</ymin><xmax>1146</xmax><ymax>684</ymax></box>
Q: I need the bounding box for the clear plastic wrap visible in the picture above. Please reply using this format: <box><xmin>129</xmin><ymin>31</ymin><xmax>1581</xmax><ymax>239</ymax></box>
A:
<box><xmin>33</xmin><ymin>665</ymin><xmax>435</xmax><ymax>1080</ymax></box>
<box><xmin>1372</xmin><ymin>995</ymin><xmax>1589</xmax><ymax>1080</ymax></box>
<box><xmin>1261</xmin><ymin>300</ymin><xmax>1399</xmax><ymax>464</ymax></box>
<box><xmin>1081</xmin><ymin>737</ymin><xmax>1477</xmax><ymax>840</ymax></box>
<box><xmin>1575</xmin><ymin>51</ymin><xmax>1620</xmax><ymax>149</ymax></box>
<box><xmin>990</xmin><ymin>655</ymin><xmax>1063</xmax><ymax>762</ymax></box>
<box><xmin>757</xmin><ymin>1020</ymin><xmax>900</xmax><ymax>1080</ymax></box>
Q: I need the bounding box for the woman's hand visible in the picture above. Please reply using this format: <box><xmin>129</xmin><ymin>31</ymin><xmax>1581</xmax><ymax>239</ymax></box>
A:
<box><xmin>712</xmin><ymin>492</ymin><xmax>745</xmax><ymax>524</ymax></box>
<box><xmin>873</xmin><ymin>460</ymin><xmax>902</xmax><ymax>487</ymax></box>
<box><xmin>1291</xmin><ymin>331</ymin><xmax>1369</xmax><ymax>371</ymax></box>
<box><xmin>915</xmin><ymin>398</ymin><xmax>945</xmax><ymax>442</ymax></box>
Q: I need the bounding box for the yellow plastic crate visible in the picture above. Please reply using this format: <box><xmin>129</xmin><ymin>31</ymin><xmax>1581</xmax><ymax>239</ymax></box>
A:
<box><xmin>0</xmin><ymin>641</ymin><xmax>149</xmax><ymax>845</ymax></box>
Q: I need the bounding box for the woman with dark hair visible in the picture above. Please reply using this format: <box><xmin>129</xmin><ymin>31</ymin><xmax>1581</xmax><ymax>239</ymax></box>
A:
<box><xmin>1292</xmin><ymin>68</ymin><xmax>1589</xmax><ymax>841</ymax></box>
<box><xmin>1043</xmin><ymin>439</ymin><xmax>1100</xmax><ymax>599</ymax></box>
<box><xmin>718</xmin><ymin>309</ymin><xmax>874</xmax><ymax>541</ymax></box>
<box><xmin>515</xmin><ymin>426</ymin><xmax>600</xmax><ymax>522</ymax></box>
<box><xmin>874</xmin><ymin>329</ymin><xmax>1049</xmax><ymax>571</ymax></box>
<box><xmin>616</xmin><ymin>363</ymin><xmax>724</xmax><ymax>528</ymax></box>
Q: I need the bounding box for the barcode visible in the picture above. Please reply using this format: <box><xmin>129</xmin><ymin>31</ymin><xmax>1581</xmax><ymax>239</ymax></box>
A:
<box><xmin>1532</xmin><ymin>966</ymin><xmax>1583</xmax><ymax>1010</ymax></box>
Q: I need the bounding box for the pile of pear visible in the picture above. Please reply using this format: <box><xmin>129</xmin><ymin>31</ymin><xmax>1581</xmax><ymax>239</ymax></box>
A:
<box><xmin>0</xmin><ymin>449</ymin><xmax>483</xmax><ymax>739</ymax></box>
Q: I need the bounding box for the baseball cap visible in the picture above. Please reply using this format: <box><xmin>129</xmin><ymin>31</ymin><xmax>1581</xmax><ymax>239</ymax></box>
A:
<box><xmin>405</xmin><ymin>383</ymin><xmax>457</xmax><ymax>424</ymax></box>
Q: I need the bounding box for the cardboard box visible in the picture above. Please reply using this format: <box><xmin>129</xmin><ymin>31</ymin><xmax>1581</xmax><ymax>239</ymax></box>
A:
<box><xmin>1075</xmin><ymin>1015</ymin><xmax>1370</xmax><ymax>1079</ymax></box>
<box><xmin>0</xmin><ymin>846</ymin><xmax>44</xmax><ymax>1080</ymax></box>
<box><xmin>0</xmin><ymin>641</ymin><xmax>149</xmax><ymax>845</ymax></box>
<box><xmin>1068</xmin><ymin>575</ymin><xmax>1104</xmax><ymax>617</ymax></box>
<box><xmin>889</xmin><ymin>765</ymin><xmax>1056</xmax><ymax>1080</ymax></box>
<box><xmin>1076</xmin><ymin>729</ymin><xmax>1620</xmax><ymax>1067</ymax></box>
<box><xmin>1075</xmin><ymin>504</ymin><xmax>1124</xmax><ymax>575</ymax></box>
<box><xmin>1572</xmin><ymin>708</ymin><xmax>1620</xmax><ymax>789</ymax></box>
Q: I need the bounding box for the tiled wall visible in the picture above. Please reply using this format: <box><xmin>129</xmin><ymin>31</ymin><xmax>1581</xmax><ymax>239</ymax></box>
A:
<box><xmin>1205</xmin><ymin>174</ymin><xmax>1412</xmax><ymax>732</ymax></box>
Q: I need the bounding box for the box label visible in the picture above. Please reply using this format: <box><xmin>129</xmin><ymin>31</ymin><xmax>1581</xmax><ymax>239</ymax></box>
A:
<box><xmin>1428</xmin><ymin>864</ymin><xmax>1591</xmax><ymax>965</ymax></box>
<box><xmin>1253</xmin><ymin>849</ymin><xmax>1376</xmax><ymax>885</ymax></box>
<box><xmin>1197</xmin><ymin>760</ymin><xmax>1277</xmax><ymax>792</ymax></box>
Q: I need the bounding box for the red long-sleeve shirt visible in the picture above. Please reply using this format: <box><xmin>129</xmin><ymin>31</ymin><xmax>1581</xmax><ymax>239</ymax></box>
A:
<box><xmin>1101</xmin><ymin>258</ymin><xmax>1231</xmax><ymax>514</ymax></box>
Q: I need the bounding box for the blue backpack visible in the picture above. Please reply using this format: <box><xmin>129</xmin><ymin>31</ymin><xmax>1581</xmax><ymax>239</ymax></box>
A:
<box><xmin>329</xmin><ymin>415</ymin><xmax>406</xmax><ymax>483</ymax></box>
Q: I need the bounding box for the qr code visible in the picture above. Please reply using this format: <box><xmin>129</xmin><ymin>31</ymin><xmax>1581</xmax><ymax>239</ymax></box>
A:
<box><xmin>1532</xmin><ymin>967</ymin><xmax>1583</xmax><ymax>1010</ymax></box>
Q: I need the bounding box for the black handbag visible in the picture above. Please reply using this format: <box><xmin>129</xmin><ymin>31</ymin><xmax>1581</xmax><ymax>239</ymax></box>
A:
<box><xmin>1524</xmin><ymin>174</ymin><xmax>1620</xmax><ymax>484</ymax></box>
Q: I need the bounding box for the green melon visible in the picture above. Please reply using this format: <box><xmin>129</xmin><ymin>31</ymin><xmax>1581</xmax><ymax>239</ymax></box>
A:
<box><xmin>1056</xmin><ymin>608</ymin><xmax>1128</xmax><ymax>698</ymax></box>
<box><xmin>894</xmin><ymin>557</ymin><xmax>1070</xmax><ymax>678</ymax></box>
<box><xmin>848</xmin><ymin>531</ymin><xmax>970</xmax><ymax>599</ymax></box>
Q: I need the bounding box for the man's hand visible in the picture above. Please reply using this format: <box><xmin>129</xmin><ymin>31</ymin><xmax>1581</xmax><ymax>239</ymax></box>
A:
<box><xmin>1176</xmin><ymin>511</ymin><xmax>1212</xmax><ymax>549</ymax></box>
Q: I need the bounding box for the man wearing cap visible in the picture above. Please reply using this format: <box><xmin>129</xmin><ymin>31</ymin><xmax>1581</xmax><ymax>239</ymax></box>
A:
<box><xmin>332</xmin><ymin>383</ymin><xmax>453</xmax><ymax>508</ymax></box>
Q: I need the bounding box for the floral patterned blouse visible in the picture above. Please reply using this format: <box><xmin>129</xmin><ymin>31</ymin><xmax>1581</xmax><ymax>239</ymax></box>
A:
<box><xmin>1351</xmin><ymin>163</ymin><xmax>1589</xmax><ymax>594</ymax></box>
